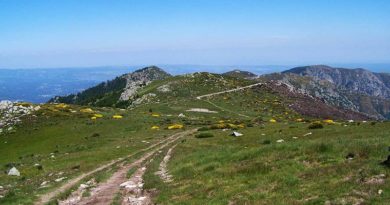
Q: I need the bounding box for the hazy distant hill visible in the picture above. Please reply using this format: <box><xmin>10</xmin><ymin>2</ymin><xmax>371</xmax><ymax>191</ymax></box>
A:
<box><xmin>222</xmin><ymin>69</ymin><xmax>257</xmax><ymax>79</ymax></box>
<box><xmin>0</xmin><ymin>67</ymin><xmax>136</xmax><ymax>103</ymax></box>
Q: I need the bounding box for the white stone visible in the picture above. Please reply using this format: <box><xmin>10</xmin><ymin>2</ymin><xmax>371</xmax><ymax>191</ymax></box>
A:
<box><xmin>276</xmin><ymin>139</ymin><xmax>285</xmax><ymax>143</ymax></box>
<box><xmin>40</xmin><ymin>181</ymin><xmax>49</xmax><ymax>186</ymax></box>
<box><xmin>79</xmin><ymin>184</ymin><xmax>89</xmax><ymax>190</ymax></box>
<box><xmin>303</xmin><ymin>132</ymin><xmax>312</xmax><ymax>136</ymax></box>
<box><xmin>378</xmin><ymin>189</ymin><xmax>383</xmax><ymax>195</ymax></box>
<box><xmin>8</xmin><ymin>167</ymin><xmax>20</xmax><ymax>176</ymax></box>
<box><xmin>178</xmin><ymin>113</ymin><xmax>186</xmax><ymax>118</ymax></box>
<box><xmin>55</xmin><ymin>177</ymin><xmax>67</xmax><ymax>182</ymax></box>
<box><xmin>120</xmin><ymin>181</ymin><xmax>137</xmax><ymax>189</ymax></box>
<box><xmin>232</xmin><ymin>132</ymin><xmax>243</xmax><ymax>137</ymax></box>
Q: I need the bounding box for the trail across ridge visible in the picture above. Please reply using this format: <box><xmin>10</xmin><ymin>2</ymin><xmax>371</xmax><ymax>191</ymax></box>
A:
<box><xmin>196</xmin><ymin>82</ymin><xmax>265</xmax><ymax>118</ymax></box>
<box><xmin>196</xmin><ymin>82</ymin><xmax>264</xmax><ymax>100</ymax></box>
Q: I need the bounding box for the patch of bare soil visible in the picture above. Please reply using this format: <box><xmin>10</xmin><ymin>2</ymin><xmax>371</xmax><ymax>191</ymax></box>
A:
<box><xmin>186</xmin><ymin>108</ymin><xmax>218</xmax><ymax>113</ymax></box>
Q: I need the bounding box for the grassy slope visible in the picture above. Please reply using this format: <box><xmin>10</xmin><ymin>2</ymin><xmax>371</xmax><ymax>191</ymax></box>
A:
<box><xmin>139</xmin><ymin>76</ymin><xmax>390</xmax><ymax>204</ymax></box>
<box><xmin>1</xmin><ymin>73</ymin><xmax>390</xmax><ymax>204</ymax></box>
<box><xmin>144</xmin><ymin>122</ymin><xmax>390</xmax><ymax>205</ymax></box>
<box><xmin>0</xmin><ymin>104</ymin><xmax>192</xmax><ymax>204</ymax></box>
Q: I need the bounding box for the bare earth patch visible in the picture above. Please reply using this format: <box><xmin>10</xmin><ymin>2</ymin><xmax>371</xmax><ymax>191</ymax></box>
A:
<box><xmin>186</xmin><ymin>108</ymin><xmax>218</xmax><ymax>113</ymax></box>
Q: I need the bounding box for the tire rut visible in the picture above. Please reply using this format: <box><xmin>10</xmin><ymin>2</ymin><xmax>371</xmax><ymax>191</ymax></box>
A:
<box><xmin>58</xmin><ymin>129</ymin><xmax>196</xmax><ymax>205</ymax></box>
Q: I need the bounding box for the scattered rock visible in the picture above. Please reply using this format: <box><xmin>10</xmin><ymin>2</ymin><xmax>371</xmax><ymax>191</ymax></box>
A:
<box><xmin>127</xmin><ymin>196</ymin><xmax>147</xmax><ymax>204</ymax></box>
<box><xmin>364</xmin><ymin>174</ymin><xmax>386</xmax><ymax>185</ymax></box>
<box><xmin>40</xmin><ymin>181</ymin><xmax>49</xmax><ymax>187</ymax></box>
<box><xmin>231</xmin><ymin>132</ymin><xmax>243</xmax><ymax>137</ymax></box>
<box><xmin>276</xmin><ymin>139</ymin><xmax>285</xmax><ymax>143</ymax></box>
<box><xmin>303</xmin><ymin>132</ymin><xmax>312</xmax><ymax>136</ymax></box>
<box><xmin>378</xmin><ymin>189</ymin><xmax>383</xmax><ymax>195</ymax></box>
<box><xmin>178</xmin><ymin>113</ymin><xmax>186</xmax><ymax>118</ymax></box>
<box><xmin>7</xmin><ymin>167</ymin><xmax>20</xmax><ymax>176</ymax></box>
<box><xmin>55</xmin><ymin>177</ymin><xmax>67</xmax><ymax>182</ymax></box>
<box><xmin>79</xmin><ymin>184</ymin><xmax>89</xmax><ymax>190</ymax></box>
<box><xmin>157</xmin><ymin>84</ymin><xmax>171</xmax><ymax>93</ymax></box>
<box><xmin>0</xmin><ymin>101</ymin><xmax>39</xmax><ymax>130</ymax></box>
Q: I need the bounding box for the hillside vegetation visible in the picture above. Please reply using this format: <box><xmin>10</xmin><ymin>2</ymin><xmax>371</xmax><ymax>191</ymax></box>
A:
<box><xmin>1</xmin><ymin>66</ymin><xmax>390</xmax><ymax>204</ymax></box>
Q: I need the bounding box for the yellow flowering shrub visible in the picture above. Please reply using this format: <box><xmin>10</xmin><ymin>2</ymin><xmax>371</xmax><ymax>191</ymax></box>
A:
<box><xmin>94</xmin><ymin>114</ymin><xmax>103</xmax><ymax>118</ymax></box>
<box><xmin>151</xmin><ymin>126</ymin><xmax>160</xmax><ymax>130</ymax></box>
<box><xmin>168</xmin><ymin>124</ymin><xmax>184</xmax><ymax>130</ymax></box>
<box><xmin>80</xmin><ymin>108</ymin><xmax>94</xmax><ymax>113</ymax></box>
<box><xmin>112</xmin><ymin>115</ymin><xmax>123</xmax><ymax>119</ymax></box>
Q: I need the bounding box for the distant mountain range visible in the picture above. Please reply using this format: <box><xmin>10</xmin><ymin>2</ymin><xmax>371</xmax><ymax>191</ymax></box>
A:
<box><xmin>50</xmin><ymin>65</ymin><xmax>390</xmax><ymax>120</ymax></box>
<box><xmin>2</xmin><ymin>64</ymin><xmax>390</xmax><ymax>119</ymax></box>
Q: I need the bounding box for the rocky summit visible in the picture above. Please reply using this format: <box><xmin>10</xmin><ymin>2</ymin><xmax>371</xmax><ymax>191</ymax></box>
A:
<box><xmin>119</xmin><ymin>66</ymin><xmax>172</xmax><ymax>101</ymax></box>
<box><xmin>50</xmin><ymin>66</ymin><xmax>171</xmax><ymax>108</ymax></box>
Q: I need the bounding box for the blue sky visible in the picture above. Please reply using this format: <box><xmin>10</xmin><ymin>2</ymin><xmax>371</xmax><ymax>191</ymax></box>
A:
<box><xmin>0</xmin><ymin>0</ymin><xmax>389</xmax><ymax>68</ymax></box>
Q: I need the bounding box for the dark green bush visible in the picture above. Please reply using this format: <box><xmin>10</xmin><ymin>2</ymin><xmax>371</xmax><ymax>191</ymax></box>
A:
<box><xmin>262</xmin><ymin>139</ymin><xmax>271</xmax><ymax>145</ymax></box>
<box><xmin>195</xmin><ymin>132</ymin><xmax>214</xmax><ymax>138</ymax></box>
<box><xmin>308</xmin><ymin>122</ymin><xmax>324</xmax><ymax>129</ymax></box>
<box><xmin>198</xmin><ymin>127</ymin><xmax>210</xmax><ymax>131</ymax></box>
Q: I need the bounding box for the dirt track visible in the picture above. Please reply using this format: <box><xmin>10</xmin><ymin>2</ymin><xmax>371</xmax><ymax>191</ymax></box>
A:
<box><xmin>36</xmin><ymin>129</ymin><xmax>196</xmax><ymax>205</ymax></box>
<box><xmin>196</xmin><ymin>82</ymin><xmax>264</xmax><ymax>99</ymax></box>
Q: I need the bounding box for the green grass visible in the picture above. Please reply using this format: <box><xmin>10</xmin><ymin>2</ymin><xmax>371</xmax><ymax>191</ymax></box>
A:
<box><xmin>144</xmin><ymin>122</ymin><xmax>390</xmax><ymax>204</ymax></box>
<box><xmin>2</xmin><ymin>74</ymin><xmax>390</xmax><ymax>205</ymax></box>
<box><xmin>0</xmin><ymin>104</ymin><xmax>189</xmax><ymax>204</ymax></box>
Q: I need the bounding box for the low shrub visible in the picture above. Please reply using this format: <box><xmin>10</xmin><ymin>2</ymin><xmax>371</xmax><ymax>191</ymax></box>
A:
<box><xmin>195</xmin><ymin>132</ymin><xmax>214</xmax><ymax>138</ymax></box>
<box><xmin>308</xmin><ymin>122</ymin><xmax>324</xmax><ymax>129</ymax></box>
<box><xmin>198</xmin><ymin>127</ymin><xmax>210</xmax><ymax>131</ymax></box>
<box><xmin>262</xmin><ymin>139</ymin><xmax>271</xmax><ymax>145</ymax></box>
